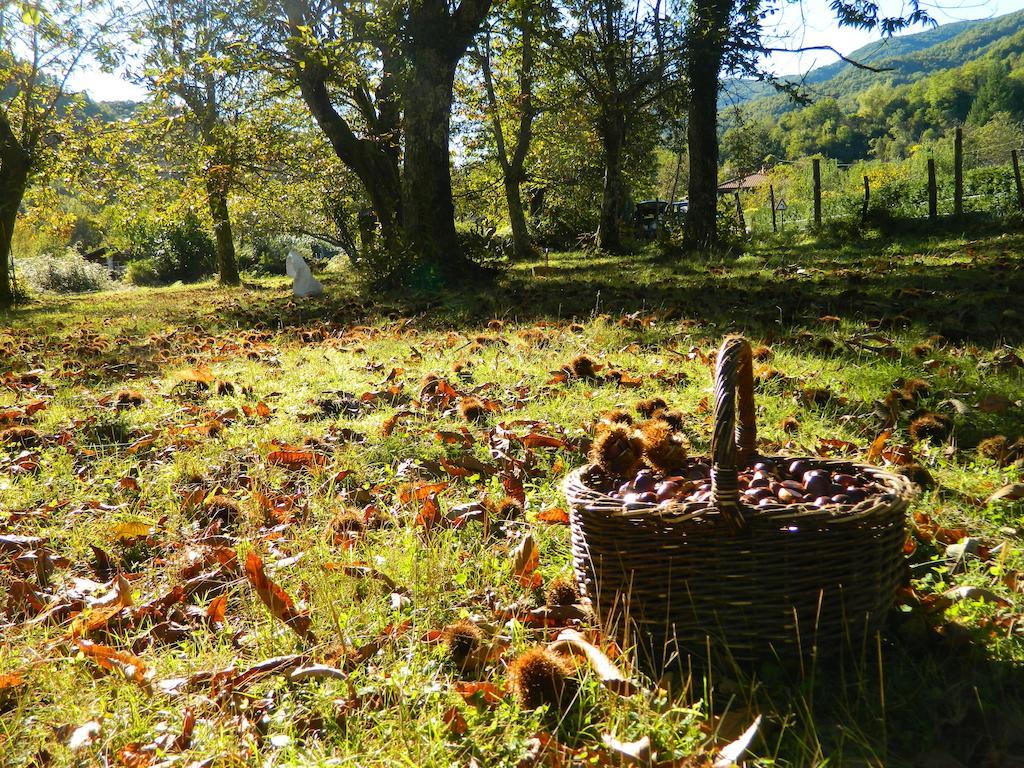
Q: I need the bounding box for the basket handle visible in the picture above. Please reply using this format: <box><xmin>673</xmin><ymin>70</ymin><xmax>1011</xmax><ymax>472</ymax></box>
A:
<box><xmin>711</xmin><ymin>336</ymin><xmax>757</xmax><ymax>531</ymax></box>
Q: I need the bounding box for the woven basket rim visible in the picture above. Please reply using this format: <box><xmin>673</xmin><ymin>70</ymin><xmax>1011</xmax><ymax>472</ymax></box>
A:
<box><xmin>563</xmin><ymin>455</ymin><xmax>917</xmax><ymax>526</ymax></box>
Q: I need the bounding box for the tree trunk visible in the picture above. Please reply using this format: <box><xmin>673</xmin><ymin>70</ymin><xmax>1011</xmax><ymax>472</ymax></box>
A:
<box><xmin>0</xmin><ymin>156</ymin><xmax>29</xmax><ymax>309</ymax></box>
<box><xmin>206</xmin><ymin>170</ymin><xmax>240</xmax><ymax>286</ymax></box>
<box><xmin>597</xmin><ymin>111</ymin><xmax>626</xmax><ymax>252</ymax></box>
<box><xmin>293</xmin><ymin>64</ymin><xmax>403</xmax><ymax>253</ymax></box>
<box><xmin>683</xmin><ymin>0</ymin><xmax>730</xmax><ymax>251</ymax></box>
<box><xmin>505</xmin><ymin>174</ymin><xmax>533</xmax><ymax>259</ymax></box>
<box><xmin>401</xmin><ymin>52</ymin><xmax>467</xmax><ymax>275</ymax></box>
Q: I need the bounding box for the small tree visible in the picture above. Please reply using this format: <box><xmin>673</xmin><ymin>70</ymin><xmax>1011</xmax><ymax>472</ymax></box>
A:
<box><xmin>471</xmin><ymin>0</ymin><xmax>555</xmax><ymax>260</ymax></box>
<box><xmin>0</xmin><ymin>0</ymin><xmax>117</xmax><ymax>308</ymax></box>
<box><xmin>131</xmin><ymin>0</ymin><xmax>268</xmax><ymax>286</ymax></box>
<box><xmin>553</xmin><ymin>0</ymin><xmax>681</xmax><ymax>251</ymax></box>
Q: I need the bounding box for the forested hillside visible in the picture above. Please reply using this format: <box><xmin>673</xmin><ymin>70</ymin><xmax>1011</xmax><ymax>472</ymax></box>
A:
<box><xmin>719</xmin><ymin>10</ymin><xmax>1024</xmax><ymax>169</ymax></box>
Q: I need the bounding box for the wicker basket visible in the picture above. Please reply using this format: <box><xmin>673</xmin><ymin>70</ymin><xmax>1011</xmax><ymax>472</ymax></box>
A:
<box><xmin>564</xmin><ymin>336</ymin><xmax>915</xmax><ymax>669</ymax></box>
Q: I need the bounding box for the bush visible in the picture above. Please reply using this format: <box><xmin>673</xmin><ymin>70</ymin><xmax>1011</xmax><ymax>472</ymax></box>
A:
<box><xmin>239</xmin><ymin>234</ymin><xmax>299</xmax><ymax>276</ymax></box>
<box><xmin>123</xmin><ymin>214</ymin><xmax>216</xmax><ymax>285</ymax></box>
<box><xmin>456</xmin><ymin>221</ymin><xmax>514</xmax><ymax>265</ymax></box>
<box><xmin>124</xmin><ymin>258</ymin><xmax>162</xmax><ymax>287</ymax></box>
<box><xmin>19</xmin><ymin>249</ymin><xmax>115</xmax><ymax>294</ymax></box>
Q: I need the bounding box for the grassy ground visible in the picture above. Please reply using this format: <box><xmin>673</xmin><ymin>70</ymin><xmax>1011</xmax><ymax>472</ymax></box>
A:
<box><xmin>1</xmin><ymin>230</ymin><xmax>1023</xmax><ymax>767</ymax></box>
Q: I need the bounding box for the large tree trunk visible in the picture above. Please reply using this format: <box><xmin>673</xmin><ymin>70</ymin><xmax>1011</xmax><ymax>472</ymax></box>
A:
<box><xmin>597</xmin><ymin>111</ymin><xmax>626</xmax><ymax>252</ymax></box>
<box><xmin>0</xmin><ymin>155</ymin><xmax>29</xmax><ymax>309</ymax></box>
<box><xmin>206</xmin><ymin>170</ymin><xmax>240</xmax><ymax>286</ymax></box>
<box><xmin>683</xmin><ymin>0</ymin><xmax>730</xmax><ymax>251</ymax></box>
<box><xmin>401</xmin><ymin>52</ymin><xmax>467</xmax><ymax>275</ymax></box>
<box><xmin>504</xmin><ymin>174</ymin><xmax>533</xmax><ymax>259</ymax></box>
<box><xmin>293</xmin><ymin>64</ymin><xmax>403</xmax><ymax>252</ymax></box>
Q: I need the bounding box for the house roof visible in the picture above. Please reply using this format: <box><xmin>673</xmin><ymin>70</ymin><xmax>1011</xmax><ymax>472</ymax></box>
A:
<box><xmin>718</xmin><ymin>170</ymin><xmax>768</xmax><ymax>194</ymax></box>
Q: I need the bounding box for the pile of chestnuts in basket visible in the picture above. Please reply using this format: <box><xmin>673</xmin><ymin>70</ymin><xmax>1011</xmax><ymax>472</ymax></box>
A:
<box><xmin>585</xmin><ymin>400</ymin><xmax>885</xmax><ymax>511</ymax></box>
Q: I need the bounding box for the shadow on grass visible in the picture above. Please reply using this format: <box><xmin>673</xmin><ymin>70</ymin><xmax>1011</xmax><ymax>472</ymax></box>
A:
<box><xmin>680</xmin><ymin>616</ymin><xmax>1024</xmax><ymax>766</ymax></box>
<box><xmin>7</xmin><ymin>229</ymin><xmax>1015</xmax><ymax>348</ymax></box>
<box><xmin>190</xmin><ymin>229</ymin><xmax>1024</xmax><ymax>346</ymax></box>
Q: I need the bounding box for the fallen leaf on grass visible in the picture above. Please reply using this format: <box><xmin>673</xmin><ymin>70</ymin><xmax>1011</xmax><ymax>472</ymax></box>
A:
<box><xmin>206</xmin><ymin>594</ymin><xmax>227</xmax><ymax>624</ymax></box>
<box><xmin>0</xmin><ymin>534</ymin><xmax>44</xmax><ymax>553</ymax></box>
<box><xmin>512</xmin><ymin>533</ymin><xmax>541</xmax><ymax>588</ymax></box>
<box><xmin>267</xmin><ymin>449</ymin><xmax>326</xmax><ymax>470</ymax></box>
<box><xmin>398</xmin><ymin>481</ymin><xmax>449</xmax><ymax>504</ymax></box>
<box><xmin>547</xmin><ymin>629</ymin><xmax>638</xmax><ymax>696</ymax></box>
<box><xmin>988</xmin><ymin>484</ymin><xmax>1024</xmax><ymax>504</ymax></box>
<box><xmin>518</xmin><ymin>432</ymin><xmax>566</xmax><ymax>449</ymax></box>
<box><xmin>866</xmin><ymin>430</ymin><xmax>891</xmax><ymax>464</ymax></box>
<box><xmin>173</xmin><ymin>365</ymin><xmax>215</xmax><ymax>385</ymax></box>
<box><xmin>536</xmin><ymin>507</ymin><xmax>570</xmax><ymax>525</ymax></box>
<box><xmin>74</xmin><ymin>639</ymin><xmax>152</xmax><ymax>691</ymax></box>
<box><xmin>244</xmin><ymin>551</ymin><xmax>315</xmax><ymax>641</ymax></box>
<box><xmin>442</xmin><ymin>705</ymin><xmax>468</xmax><ymax>736</ymax></box>
<box><xmin>601</xmin><ymin>734</ymin><xmax>653</xmax><ymax>766</ymax></box>
<box><xmin>976</xmin><ymin>393</ymin><xmax>1011</xmax><ymax>414</ymax></box>
<box><xmin>289</xmin><ymin>664</ymin><xmax>346</xmax><ymax>682</ymax></box>
<box><xmin>714</xmin><ymin>714</ymin><xmax>762</xmax><ymax>767</ymax></box>
<box><xmin>416</xmin><ymin>492</ymin><xmax>442</xmax><ymax>528</ymax></box>
<box><xmin>110</xmin><ymin>521</ymin><xmax>155</xmax><ymax>540</ymax></box>
<box><xmin>455</xmin><ymin>681</ymin><xmax>507</xmax><ymax>707</ymax></box>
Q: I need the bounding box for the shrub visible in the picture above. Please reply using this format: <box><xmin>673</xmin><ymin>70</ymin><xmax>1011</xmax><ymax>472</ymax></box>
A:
<box><xmin>124</xmin><ymin>258</ymin><xmax>161</xmax><ymax>287</ymax></box>
<box><xmin>19</xmin><ymin>249</ymin><xmax>114</xmax><ymax>294</ymax></box>
<box><xmin>123</xmin><ymin>214</ymin><xmax>216</xmax><ymax>285</ymax></box>
<box><xmin>239</xmin><ymin>234</ymin><xmax>298</xmax><ymax>276</ymax></box>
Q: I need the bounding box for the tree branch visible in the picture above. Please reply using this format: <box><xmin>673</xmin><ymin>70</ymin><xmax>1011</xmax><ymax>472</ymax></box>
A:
<box><xmin>762</xmin><ymin>45</ymin><xmax>893</xmax><ymax>73</ymax></box>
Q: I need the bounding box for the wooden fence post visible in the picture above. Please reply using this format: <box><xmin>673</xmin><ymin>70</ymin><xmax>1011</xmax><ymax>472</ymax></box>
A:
<box><xmin>862</xmin><ymin>175</ymin><xmax>870</xmax><ymax>224</ymax></box>
<box><xmin>769</xmin><ymin>184</ymin><xmax>777</xmax><ymax>232</ymax></box>
<box><xmin>927</xmin><ymin>159</ymin><xmax>938</xmax><ymax>222</ymax></box>
<box><xmin>812</xmin><ymin>158</ymin><xmax>822</xmax><ymax>228</ymax></box>
<box><xmin>733</xmin><ymin>192</ymin><xmax>745</xmax><ymax>232</ymax></box>
<box><xmin>1012</xmin><ymin>149</ymin><xmax>1024</xmax><ymax>211</ymax></box>
<box><xmin>954</xmin><ymin>126</ymin><xmax>963</xmax><ymax>218</ymax></box>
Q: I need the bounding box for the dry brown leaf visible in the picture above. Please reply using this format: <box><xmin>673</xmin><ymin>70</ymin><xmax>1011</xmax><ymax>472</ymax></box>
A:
<box><xmin>74</xmin><ymin>639</ymin><xmax>152</xmax><ymax>691</ymax></box>
<box><xmin>512</xmin><ymin>533</ymin><xmax>541</xmax><ymax>588</ymax></box>
<box><xmin>244</xmin><ymin>551</ymin><xmax>315</xmax><ymax>641</ymax></box>
<box><xmin>548</xmin><ymin>629</ymin><xmax>638</xmax><ymax>696</ymax></box>
<box><xmin>988</xmin><ymin>484</ymin><xmax>1024</xmax><ymax>504</ymax></box>
<box><xmin>536</xmin><ymin>507</ymin><xmax>570</xmax><ymax>525</ymax></box>
<box><xmin>454</xmin><ymin>681</ymin><xmax>507</xmax><ymax>707</ymax></box>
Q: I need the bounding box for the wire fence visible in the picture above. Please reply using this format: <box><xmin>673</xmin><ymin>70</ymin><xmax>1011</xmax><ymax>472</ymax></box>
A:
<box><xmin>731</xmin><ymin>127</ymin><xmax>1024</xmax><ymax>235</ymax></box>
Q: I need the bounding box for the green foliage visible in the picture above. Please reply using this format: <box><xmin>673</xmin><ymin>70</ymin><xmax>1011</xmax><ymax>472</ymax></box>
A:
<box><xmin>123</xmin><ymin>214</ymin><xmax>216</xmax><ymax>285</ymax></box>
<box><xmin>238</xmin><ymin>234</ymin><xmax>301</xmax><ymax>276</ymax></box>
<box><xmin>721</xmin><ymin>11</ymin><xmax>1024</xmax><ymax>166</ymax></box>
<box><xmin>20</xmin><ymin>249</ymin><xmax>115</xmax><ymax>294</ymax></box>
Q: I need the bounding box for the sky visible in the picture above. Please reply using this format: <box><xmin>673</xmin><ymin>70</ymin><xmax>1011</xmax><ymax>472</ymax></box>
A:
<box><xmin>70</xmin><ymin>0</ymin><xmax>1024</xmax><ymax>102</ymax></box>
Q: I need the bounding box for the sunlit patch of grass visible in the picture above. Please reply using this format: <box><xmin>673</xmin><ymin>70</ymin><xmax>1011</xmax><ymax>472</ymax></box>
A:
<box><xmin>1</xmin><ymin>231</ymin><xmax>1023</xmax><ymax>766</ymax></box>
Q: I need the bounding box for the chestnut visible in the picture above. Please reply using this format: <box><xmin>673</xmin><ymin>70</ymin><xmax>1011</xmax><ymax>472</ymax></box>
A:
<box><xmin>844</xmin><ymin>488</ymin><xmax>867</xmax><ymax>503</ymax></box>
<box><xmin>778</xmin><ymin>487</ymin><xmax>804</xmax><ymax>503</ymax></box>
<box><xmin>634</xmin><ymin>470</ymin><xmax>657</xmax><ymax>493</ymax></box>
<box><xmin>789</xmin><ymin>460</ymin><xmax>810</xmax><ymax>479</ymax></box>
<box><xmin>803</xmin><ymin>474</ymin><xmax>833</xmax><ymax>498</ymax></box>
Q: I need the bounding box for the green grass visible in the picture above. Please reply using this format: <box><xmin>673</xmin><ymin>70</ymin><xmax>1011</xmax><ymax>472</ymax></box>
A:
<box><xmin>1</xmin><ymin>230</ymin><xmax>1023</xmax><ymax>767</ymax></box>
